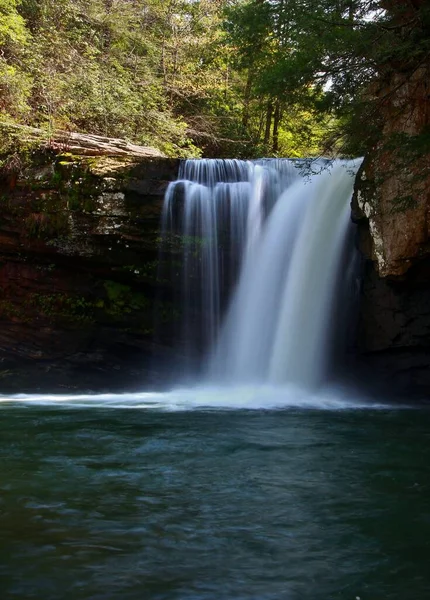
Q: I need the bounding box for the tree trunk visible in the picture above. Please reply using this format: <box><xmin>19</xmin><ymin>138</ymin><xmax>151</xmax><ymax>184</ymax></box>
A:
<box><xmin>272</xmin><ymin>100</ymin><xmax>281</xmax><ymax>154</ymax></box>
<box><xmin>264</xmin><ymin>99</ymin><xmax>274</xmax><ymax>147</ymax></box>
<box><xmin>242</xmin><ymin>71</ymin><xmax>252</xmax><ymax>129</ymax></box>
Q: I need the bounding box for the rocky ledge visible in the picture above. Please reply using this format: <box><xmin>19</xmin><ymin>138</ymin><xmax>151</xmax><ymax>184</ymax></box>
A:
<box><xmin>0</xmin><ymin>134</ymin><xmax>182</xmax><ymax>393</ymax></box>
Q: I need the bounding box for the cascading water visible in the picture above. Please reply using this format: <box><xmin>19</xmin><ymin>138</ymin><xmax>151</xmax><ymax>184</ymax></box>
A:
<box><xmin>160</xmin><ymin>159</ymin><xmax>298</xmax><ymax>365</ymax></box>
<box><xmin>160</xmin><ymin>157</ymin><xmax>362</xmax><ymax>388</ymax></box>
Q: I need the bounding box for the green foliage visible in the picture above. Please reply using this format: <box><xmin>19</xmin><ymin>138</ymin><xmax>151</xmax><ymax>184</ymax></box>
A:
<box><xmin>1</xmin><ymin>0</ymin><xmax>222</xmax><ymax>155</ymax></box>
<box><xmin>0</xmin><ymin>0</ymin><xmax>28</xmax><ymax>48</ymax></box>
<box><xmin>103</xmin><ymin>280</ymin><xmax>148</xmax><ymax>316</ymax></box>
<box><xmin>24</xmin><ymin>210</ymin><xmax>69</xmax><ymax>238</ymax></box>
<box><xmin>0</xmin><ymin>0</ymin><xmax>31</xmax><ymax>118</ymax></box>
<box><xmin>0</xmin><ymin>1</ymin><xmax>428</xmax><ymax>158</ymax></box>
<box><xmin>224</xmin><ymin>0</ymin><xmax>430</xmax><ymax>157</ymax></box>
<box><xmin>30</xmin><ymin>292</ymin><xmax>95</xmax><ymax>322</ymax></box>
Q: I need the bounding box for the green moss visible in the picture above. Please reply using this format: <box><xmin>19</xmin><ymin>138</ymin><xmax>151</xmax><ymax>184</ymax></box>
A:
<box><xmin>104</xmin><ymin>280</ymin><xmax>132</xmax><ymax>303</ymax></box>
<box><xmin>0</xmin><ymin>284</ymin><xmax>177</xmax><ymax>332</ymax></box>
<box><xmin>0</xmin><ymin>132</ymin><xmax>60</xmax><ymax>187</ymax></box>
<box><xmin>53</xmin><ymin>157</ymin><xmax>102</xmax><ymax>213</ymax></box>
<box><xmin>29</xmin><ymin>191</ymin><xmax>64</xmax><ymax>212</ymax></box>
<box><xmin>30</xmin><ymin>292</ymin><xmax>95</xmax><ymax>323</ymax></box>
<box><xmin>51</xmin><ymin>170</ymin><xmax>62</xmax><ymax>186</ymax></box>
<box><xmin>103</xmin><ymin>280</ymin><xmax>149</xmax><ymax>316</ymax></box>
<box><xmin>24</xmin><ymin>211</ymin><xmax>69</xmax><ymax>239</ymax></box>
<box><xmin>65</xmin><ymin>183</ymin><xmax>97</xmax><ymax>212</ymax></box>
<box><xmin>1</xmin><ymin>142</ymin><xmax>135</xmax><ymax>222</ymax></box>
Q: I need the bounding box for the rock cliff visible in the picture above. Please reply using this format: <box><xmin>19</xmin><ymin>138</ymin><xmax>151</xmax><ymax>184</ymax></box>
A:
<box><xmin>351</xmin><ymin>0</ymin><xmax>430</xmax><ymax>395</ymax></box>
<box><xmin>0</xmin><ymin>139</ymin><xmax>181</xmax><ymax>393</ymax></box>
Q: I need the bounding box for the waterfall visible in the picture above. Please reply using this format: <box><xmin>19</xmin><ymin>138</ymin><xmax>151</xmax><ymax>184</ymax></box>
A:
<box><xmin>160</xmin><ymin>158</ymin><xmax>361</xmax><ymax>387</ymax></box>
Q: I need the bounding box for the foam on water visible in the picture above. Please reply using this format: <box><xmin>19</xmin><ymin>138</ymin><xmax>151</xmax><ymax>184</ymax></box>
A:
<box><xmin>0</xmin><ymin>386</ymin><xmax>403</xmax><ymax>411</ymax></box>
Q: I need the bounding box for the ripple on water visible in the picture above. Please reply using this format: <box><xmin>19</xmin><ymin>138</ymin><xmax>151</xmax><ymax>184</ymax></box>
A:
<box><xmin>0</xmin><ymin>390</ymin><xmax>428</xmax><ymax>600</ymax></box>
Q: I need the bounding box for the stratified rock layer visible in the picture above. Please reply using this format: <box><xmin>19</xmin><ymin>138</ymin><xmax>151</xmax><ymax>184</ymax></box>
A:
<box><xmin>0</xmin><ymin>150</ymin><xmax>181</xmax><ymax>392</ymax></box>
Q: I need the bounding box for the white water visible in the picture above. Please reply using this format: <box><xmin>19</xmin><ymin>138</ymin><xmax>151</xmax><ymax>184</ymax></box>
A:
<box><xmin>161</xmin><ymin>158</ymin><xmax>299</xmax><ymax>356</ymax></box>
<box><xmin>174</xmin><ymin>158</ymin><xmax>362</xmax><ymax>388</ymax></box>
<box><xmin>210</xmin><ymin>160</ymin><xmax>360</xmax><ymax>387</ymax></box>
<box><xmin>0</xmin><ymin>385</ymin><xmax>395</xmax><ymax>410</ymax></box>
<box><xmin>160</xmin><ymin>158</ymin><xmax>362</xmax><ymax>389</ymax></box>
<box><xmin>269</xmin><ymin>165</ymin><xmax>356</xmax><ymax>386</ymax></box>
<box><xmin>209</xmin><ymin>178</ymin><xmax>309</xmax><ymax>381</ymax></box>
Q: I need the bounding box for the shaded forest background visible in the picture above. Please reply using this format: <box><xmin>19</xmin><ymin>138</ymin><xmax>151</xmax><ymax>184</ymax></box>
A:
<box><xmin>0</xmin><ymin>0</ymin><xmax>428</xmax><ymax>158</ymax></box>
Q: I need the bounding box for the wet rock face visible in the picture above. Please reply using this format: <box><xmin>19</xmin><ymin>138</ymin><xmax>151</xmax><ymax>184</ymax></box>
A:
<box><xmin>350</xmin><ymin>2</ymin><xmax>430</xmax><ymax>395</ymax></box>
<box><xmin>0</xmin><ymin>153</ymin><xmax>181</xmax><ymax>393</ymax></box>
<box><xmin>354</xmin><ymin>258</ymin><xmax>430</xmax><ymax>396</ymax></box>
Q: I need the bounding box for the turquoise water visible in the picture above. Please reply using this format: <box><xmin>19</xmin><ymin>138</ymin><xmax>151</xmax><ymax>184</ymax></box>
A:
<box><xmin>1</xmin><ymin>390</ymin><xmax>429</xmax><ymax>599</ymax></box>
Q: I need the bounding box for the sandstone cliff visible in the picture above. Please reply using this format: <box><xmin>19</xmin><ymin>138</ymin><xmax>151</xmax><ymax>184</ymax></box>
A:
<box><xmin>0</xmin><ymin>133</ymin><xmax>181</xmax><ymax>393</ymax></box>
<box><xmin>351</xmin><ymin>0</ymin><xmax>430</xmax><ymax>395</ymax></box>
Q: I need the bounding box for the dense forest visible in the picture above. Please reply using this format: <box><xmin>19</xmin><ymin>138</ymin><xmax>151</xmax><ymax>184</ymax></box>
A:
<box><xmin>0</xmin><ymin>0</ymin><xmax>428</xmax><ymax>158</ymax></box>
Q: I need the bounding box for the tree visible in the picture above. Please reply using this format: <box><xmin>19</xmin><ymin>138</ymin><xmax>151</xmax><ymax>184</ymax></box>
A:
<box><xmin>224</xmin><ymin>0</ymin><xmax>430</xmax><ymax>156</ymax></box>
<box><xmin>2</xmin><ymin>0</ymin><xmax>427</xmax><ymax>158</ymax></box>
<box><xmin>0</xmin><ymin>0</ymin><xmax>31</xmax><ymax>119</ymax></box>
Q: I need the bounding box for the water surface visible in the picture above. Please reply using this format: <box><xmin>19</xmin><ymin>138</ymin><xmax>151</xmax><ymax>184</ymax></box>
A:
<box><xmin>1</xmin><ymin>389</ymin><xmax>429</xmax><ymax>599</ymax></box>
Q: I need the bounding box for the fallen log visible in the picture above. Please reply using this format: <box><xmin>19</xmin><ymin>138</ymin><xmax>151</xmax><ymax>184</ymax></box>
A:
<box><xmin>1</xmin><ymin>123</ymin><xmax>165</xmax><ymax>158</ymax></box>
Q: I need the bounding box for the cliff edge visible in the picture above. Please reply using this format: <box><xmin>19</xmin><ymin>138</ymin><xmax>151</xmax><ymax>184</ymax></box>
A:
<box><xmin>351</xmin><ymin>2</ymin><xmax>430</xmax><ymax>395</ymax></box>
<box><xmin>0</xmin><ymin>127</ymin><xmax>181</xmax><ymax>392</ymax></box>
